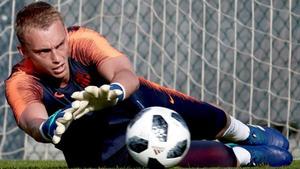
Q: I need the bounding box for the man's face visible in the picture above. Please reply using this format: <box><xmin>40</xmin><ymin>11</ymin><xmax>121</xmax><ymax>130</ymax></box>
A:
<box><xmin>20</xmin><ymin>20</ymin><xmax>69</xmax><ymax>80</ymax></box>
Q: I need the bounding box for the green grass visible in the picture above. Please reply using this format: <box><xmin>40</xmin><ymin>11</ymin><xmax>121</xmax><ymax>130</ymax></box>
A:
<box><xmin>0</xmin><ymin>160</ymin><xmax>299</xmax><ymax>168</ymax></box>
<box><xmin>0</xmin><ymin>160</ymin><xmax>67</xmax><ymax>168</ymax></box>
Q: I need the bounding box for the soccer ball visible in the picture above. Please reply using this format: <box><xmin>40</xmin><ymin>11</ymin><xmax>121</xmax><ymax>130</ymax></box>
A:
<box><xmin>126</xmin><ymin>106</ymin><xmax>191</xmax><ymax>168</ymax></box>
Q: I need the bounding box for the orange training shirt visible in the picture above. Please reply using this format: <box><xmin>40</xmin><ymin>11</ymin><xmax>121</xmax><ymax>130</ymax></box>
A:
<box><xmin>5</xmin><ymin>26</ymin><xmax>123</xmax><ymax>123</ymax></box>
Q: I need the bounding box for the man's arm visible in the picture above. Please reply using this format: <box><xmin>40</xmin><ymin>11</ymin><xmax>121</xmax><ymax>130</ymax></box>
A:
<box><xmin>69</xmin><ymin>27</ymin><xmax>139</xmax><ymax>119</ymax></box>
<box><xmin>70</xmin><ymin>55</ymin><xmax>139</xmax><ymax>120</ymax></box>
<box><xmin>97</xmin><ymin>55</ymin><xmax>139</xmax><ymax>99</ymax></box>
<box><xmin>18</xmin><ymin>102</ymin><xmax>49</xmax><ymax>142</ymax></box>
<box><xmin>18</xmin><ymin>102</ymin><xmax>77</xmax><ymax>144</ymax></box>
<box><xmin>69</xmin><ymin>27</ymin><xmax>139</xmax><ymax>97</ymax></box>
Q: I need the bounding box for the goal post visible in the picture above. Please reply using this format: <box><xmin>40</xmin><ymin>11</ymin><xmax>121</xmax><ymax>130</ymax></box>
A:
<box><xmin>0</xmin><ymin>0</ymin><xmax>299</xmax><ymax>160</ymax></box>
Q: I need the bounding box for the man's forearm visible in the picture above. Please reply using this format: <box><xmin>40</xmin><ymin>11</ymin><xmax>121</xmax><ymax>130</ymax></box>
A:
<box><xmin>110</xmin><ymin>69</ymin><xmax>139</xmax><ymax>99</ymax></box>
<box><xmin>97</xmin><ymin>56</ymin><xmax>139</xmax><ymax>99</ymax></box>
<box><xmin>19</xmin><ymin>116</ymin><xmax>47</xmax><ymax>142</ymax></box>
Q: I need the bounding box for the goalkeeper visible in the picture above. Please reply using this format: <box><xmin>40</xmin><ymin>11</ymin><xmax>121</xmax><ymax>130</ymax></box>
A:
<box><xmin>5</xmin><ymin>1</ymin><xmax>292</xmax><ymax>168</ymax></box>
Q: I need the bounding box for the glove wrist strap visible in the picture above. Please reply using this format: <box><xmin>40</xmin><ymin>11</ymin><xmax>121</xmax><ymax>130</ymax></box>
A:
<box><xmin>39</xmin><ymin>121</ymin><xmax>52</xmax><ymax>142</ymax></box>
<box><xmin>110</xmin><ymin>83</ymin><xmax>125</xmax><ymax>101</ymax></box>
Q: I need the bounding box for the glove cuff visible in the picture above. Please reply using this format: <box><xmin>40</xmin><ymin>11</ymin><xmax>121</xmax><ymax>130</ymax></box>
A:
<box><xmin>110</xmin><ymin>83</ymin><xmax>125</xmax><ymax>101</ymax></box>
<box><xmin>39</xmin><ymin>121</ymin><xmax>52</xmax><ymax>142</ymax></box>
<box><xmin>39</xmin><ymin>108</ymin><xmax>67</xmax><ymax>143</ymax></box>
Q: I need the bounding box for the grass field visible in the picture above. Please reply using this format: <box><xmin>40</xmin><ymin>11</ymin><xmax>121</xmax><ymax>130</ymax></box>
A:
<box><xmin>0</xmin><ymin>160</ymin><xmax>299</xmax><ymax>168</ymax></box>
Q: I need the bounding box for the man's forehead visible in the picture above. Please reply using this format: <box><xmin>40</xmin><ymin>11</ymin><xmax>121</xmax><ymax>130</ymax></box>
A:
<box><xmin>23</xmin><ymin>23</ymin><xmax>67</xmax><ymax>49</ymax></box>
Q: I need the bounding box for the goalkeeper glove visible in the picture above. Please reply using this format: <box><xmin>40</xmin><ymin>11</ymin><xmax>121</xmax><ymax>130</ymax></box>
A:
<box><xmin>71</xmin><ymin>83</ymin><xmax>125</xmax><ymax>120</ymax></box>
<box><xmin>39</xmin><ymin>106</ymin><xmax>77</xmax><ymax>144</ymax></box>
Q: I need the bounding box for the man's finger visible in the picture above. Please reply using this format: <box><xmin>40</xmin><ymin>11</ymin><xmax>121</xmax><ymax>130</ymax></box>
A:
<box><xmin>108</xmin><ymin>89</ymin><xmax>123</xmax><ymax>100</ymax></box>
<box><xmin>99</xmin><ymin>85</ymin><xmax>110</xmax><ymax>99</ymax></box>
<box><xmin>71</xmin><ymin>91</ymin><xmax>85</xmax><ymax>100</ymax></box>
<box><xmin>56</xmin><ymin>114</ymin><xmax>72</xmax><ymax>124</ymax></box>
<box><xmin>71</xmin><ymin>100</ymin><xmax>82</xmax><ymax>108</ymax></box>
<box><xmin>72</xmin><ymin>100</ymin><xmax>89</xmax><ymax>119</ymax></box>
<box><xmin>52</xmin><ymin>135</ymin><xmax>61</xmax><ymax>144</ymax></box>
<box><xmin>64</xmin><ymin>120</ymin><xmax>72</xmax><ymax>129</ymax></box>
<box><xmin>74</xmin><ymin>107</ymin><xmax>91</xmax><ymax>120</ymax></box>
<box><xmin>71</xmin><ymin>91</ymin><xmax>94</xmax><ymax>100</ymax></box>
<box><xmin>85</xmin><ymin>86</ymin><xmax>100</xmax><ymax>98</ymax></box>
<box><xmin>62</xmin><ymin>110</ymin><xmax>73</xmax><ymax>121</ymax></box>
<box><xmin>55</xmin><ymin>121</ymin><xmax>66</xmax><ymax>134</ymax></box>
<box><xmin>72</xmin><ymin>100</ymin><xmax>89</xmax><ymax>109</ymax></box>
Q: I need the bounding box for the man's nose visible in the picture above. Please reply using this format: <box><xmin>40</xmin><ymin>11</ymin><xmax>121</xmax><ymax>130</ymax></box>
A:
<box><xmin>51</xmin><ymin>49</ymin><xmax>61</xmax><ymax>62</ymax></box>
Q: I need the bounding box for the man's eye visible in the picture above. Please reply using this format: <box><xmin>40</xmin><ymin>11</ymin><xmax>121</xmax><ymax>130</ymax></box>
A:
<box><xmin>56</xmin><ymin>41</ymin><xmax>65</xmax><ymax>49</ymax></box>
<box><xmin>56</xmin><ymin>44</ymin><xmax>62</xmax><ymax>49</ymax></box>
<box><xmin>37</xmin><ymin>49</ymin><xmax>50</xmax><ymax>54</ymax></box>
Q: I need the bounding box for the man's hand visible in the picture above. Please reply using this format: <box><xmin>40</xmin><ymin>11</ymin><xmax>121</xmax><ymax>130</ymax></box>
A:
<box><xmin>39</xmin><ymin>106</ymin><xmax>78</xmax><ymax>144</ymax></box>
<box><xmin>71</xmin><ymin>83</ymin><xmax>125</xmax><ymax>120</ymax></box>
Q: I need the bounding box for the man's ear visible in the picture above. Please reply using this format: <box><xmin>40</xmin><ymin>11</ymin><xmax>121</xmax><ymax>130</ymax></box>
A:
<box><xmin>64</xmin><ymin>27</ymin><xmax>70</xmax><ymax>55</ymax></box>
<box><xmin>17</xmin><ymin>45</ymin><xmax>26</xmax><ymax>58</ymax></box>
<box><xmin>65</xmin><ymin>27</ymin><xmax>69</xmax><ymax>40</ymax></box>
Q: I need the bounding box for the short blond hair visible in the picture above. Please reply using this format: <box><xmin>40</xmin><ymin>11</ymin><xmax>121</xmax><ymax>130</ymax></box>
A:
<box><xmin>15</xmin><ymin>1</ymin><xmax>64</xmax><ymax>44</ymax></box>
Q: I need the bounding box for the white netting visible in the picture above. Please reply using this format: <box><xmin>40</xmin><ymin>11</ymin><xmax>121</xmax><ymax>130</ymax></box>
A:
<box><xmin>0</xmin><ymin>0</ymin><xmax>300</xmax><ymax>160</ymax></box>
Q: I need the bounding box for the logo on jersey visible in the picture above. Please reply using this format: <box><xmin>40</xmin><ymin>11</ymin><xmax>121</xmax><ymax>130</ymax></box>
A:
<box><xmin>54</xmin><ymin>92</ymin><xmax>65</xmax><ymax>98</ymax></box>
<box><xmin>75</xmin><ymin>72</ymin><xmax>91</xmax><ymax>87</ymax></box>
<box><xmin>168</xmin><ymin>94</ymin><xmax>175</xmax><ymax>104</ymax></box>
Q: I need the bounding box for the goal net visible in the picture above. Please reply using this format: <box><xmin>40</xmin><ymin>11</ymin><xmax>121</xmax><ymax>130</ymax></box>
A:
<box><xmin>0</xmin><ymin>0</ymin><xmax>300</xmax><ymax>160</ymax></box>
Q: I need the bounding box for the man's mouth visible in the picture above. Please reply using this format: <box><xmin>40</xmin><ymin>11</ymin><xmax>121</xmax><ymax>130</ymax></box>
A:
<box><xmin>53</xmin><ymin>63</ymin><xmax>65</xmax><ymax>74</ymax></box>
